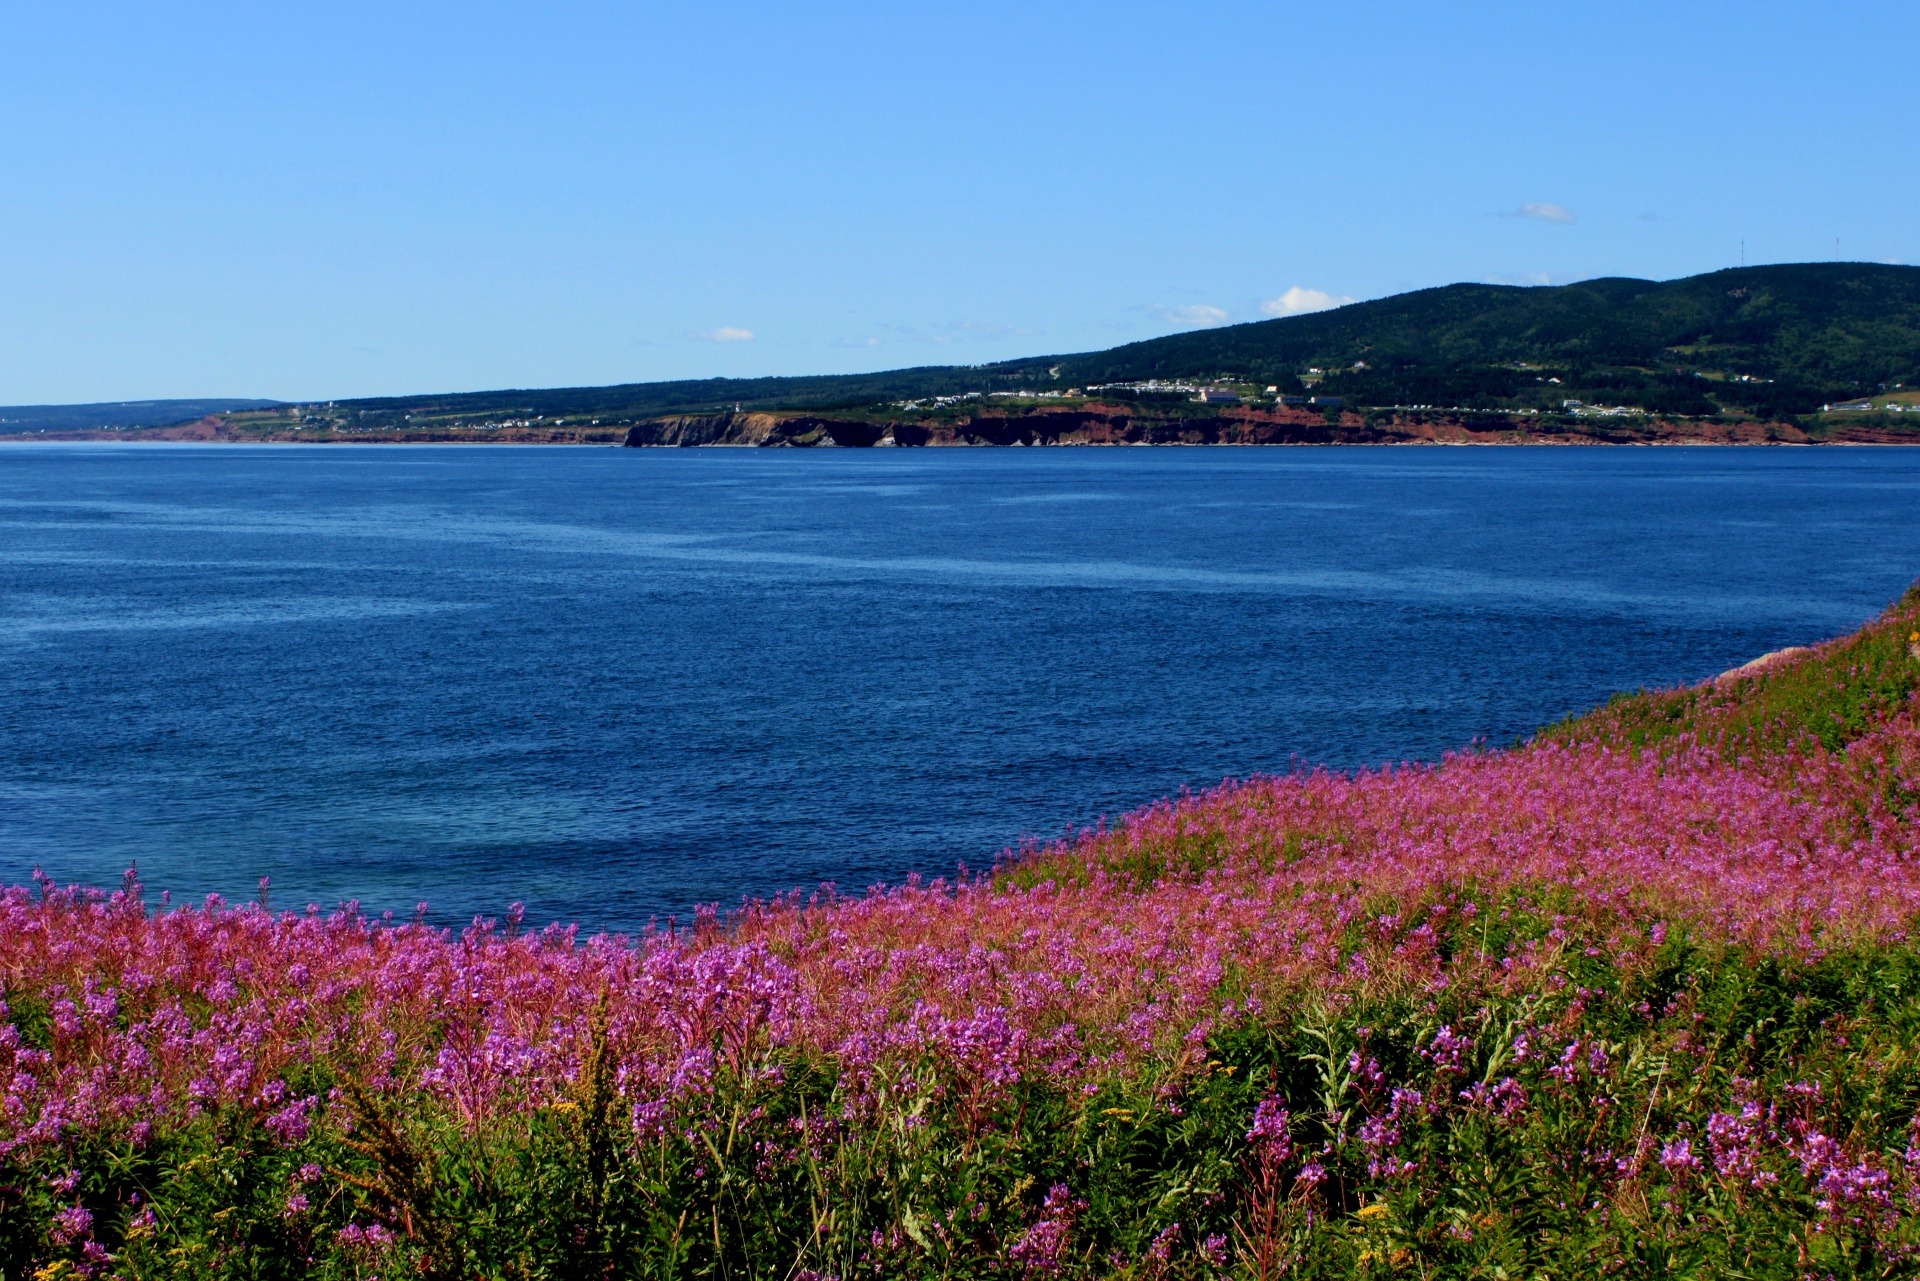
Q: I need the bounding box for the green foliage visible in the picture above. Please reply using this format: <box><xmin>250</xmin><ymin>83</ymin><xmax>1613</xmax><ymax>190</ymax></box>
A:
<box><xmin>16</xmin><ymin>912</ymin><xmax>1920</xmax><ymax>1278</ymax></box>
<box><xmin>1058</xmin><ymin>264</ymin><xmax>1920</xmax><ymax>397</ymax></box>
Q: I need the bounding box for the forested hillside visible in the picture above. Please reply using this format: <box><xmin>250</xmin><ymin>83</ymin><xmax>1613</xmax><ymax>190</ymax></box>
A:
<box><xmin>9</xmin><ymin>264</ymin><xmax>1915</xmax><ymax>436</ymax></box>
<box><xmin>0</xmin><ymin>400</ymin><xmax>281</xmax><ymax>435</ymax></box>
<box><xmin>1053</xmin><ymin>263</ymin><xmax>1920</xmax><ymax>418</ymax></box>
<box><xmin>295</xmin><ymin>262</ymin><xmax>1917</xmax><ymax>431</ymax></box>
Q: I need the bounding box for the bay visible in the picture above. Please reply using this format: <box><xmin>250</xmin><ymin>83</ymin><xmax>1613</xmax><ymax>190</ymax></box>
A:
<box><xmin>2</xmin><ymin>442</ymin><xmax>1916</xmax><ymax>933</ymax></box>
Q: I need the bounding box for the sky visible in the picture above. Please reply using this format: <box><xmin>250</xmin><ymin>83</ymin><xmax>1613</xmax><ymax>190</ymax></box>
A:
<box><xmin>2</xmin><ymin>0</ymin><xmax>1916</xmax><ymax>404</ymax></box>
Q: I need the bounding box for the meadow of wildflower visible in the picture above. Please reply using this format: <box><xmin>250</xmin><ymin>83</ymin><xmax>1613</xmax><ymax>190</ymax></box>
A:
<box><xmin>12</xmin><ymin>588</ymin><xmax>1920</xmax><ymax>1279</ymax></box>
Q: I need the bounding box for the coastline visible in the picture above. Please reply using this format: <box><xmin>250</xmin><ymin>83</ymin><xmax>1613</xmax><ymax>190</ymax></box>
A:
<box><xmin>5</xmin><ymin>402</ymin><xmax>1916</xmax><ymax>447</ymax></box>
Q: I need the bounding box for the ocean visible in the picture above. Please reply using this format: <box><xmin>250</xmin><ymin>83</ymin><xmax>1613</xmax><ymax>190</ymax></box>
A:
<box><xmin>3</xmin><ymin>442</ymin><xmax>1917</xmax><ymax>933</ymax></box>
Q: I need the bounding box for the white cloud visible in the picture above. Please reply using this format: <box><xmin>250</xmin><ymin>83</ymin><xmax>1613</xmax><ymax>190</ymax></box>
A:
<box><xmin>1157</xmin><ymin>304</ymin><xmax>1230</xmax><ymax>328</ymax></box>
<box><xmin>1260</xmin><ymin>286</ymin><xmax>1354</xmax><ymax>317</ymax></box>
<box><xmin>692</xmin><ymin>326</ymin><xmax>755</xmax><ymax>342</ymax></box>
<box><xmin>1506</xmin><ymin>202</ymin><xmax>1576</xmax><ymax>225</ymax></box>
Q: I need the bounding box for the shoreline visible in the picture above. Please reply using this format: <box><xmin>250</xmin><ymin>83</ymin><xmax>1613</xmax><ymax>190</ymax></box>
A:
<box><xmin>7</xmin><ymin>400</ymin><xmax>1916</xmax><ymax>447</ymax></box>
<box><xmin>0</xmin><ymin>436</ymin><xmax>1903</xmax><ymax>447</ymax></box>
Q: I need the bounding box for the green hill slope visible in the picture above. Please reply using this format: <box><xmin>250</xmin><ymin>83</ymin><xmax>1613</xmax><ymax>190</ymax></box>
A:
<box><xmin>285</xmin><ymin>263</ymin><xmax>1918</xmax><ymax>431</ymax></box>
<box><xmin>1063</xmin><ymin>264</ymin><xmax>1919</xmax><ymax>382</ymax></box>
<box><xmin>0</xmin><ymin>399</ymin><xmax>282</xmax><ymax>435</ymax></box>
<box><xmin>1052</xmin><ymin>262</ymin><xmax>1920</xmax><ymax>418</ymax></box>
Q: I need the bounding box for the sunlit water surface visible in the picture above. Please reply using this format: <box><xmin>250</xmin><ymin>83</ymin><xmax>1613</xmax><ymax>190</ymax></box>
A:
<box><xmin>3</xmin><ymin>444</ymin><xmax>1918</xmax><ymax>932</ymax></box>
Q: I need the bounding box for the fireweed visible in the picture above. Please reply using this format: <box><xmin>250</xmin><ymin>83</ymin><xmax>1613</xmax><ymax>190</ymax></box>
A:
<box><xmin>9</xmin><ymin>593</ymin><xmax>1920</xmax><ymax>1277</ymax></box>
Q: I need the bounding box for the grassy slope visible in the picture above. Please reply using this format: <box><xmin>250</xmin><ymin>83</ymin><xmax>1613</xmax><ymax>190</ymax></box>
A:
<box><xmin>1545</xmin><ymin>582</ymin><xmax>1920</xmax><ymax>758</ymax></box>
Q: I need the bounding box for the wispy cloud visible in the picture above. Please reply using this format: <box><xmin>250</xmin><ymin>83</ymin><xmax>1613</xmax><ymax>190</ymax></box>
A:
<box><xmin>1156</xmin><ymin>304</ymin><xmax>1230</xmax><ymax>328</ymax></box>
<box><xmin>1260</xmin><ymin>287</ymin><xmax>1353</xmax><ymax>317</ymax></box>
<box><xmin>952</xmin><ymin>320</ymin><xmax>1023</xmax><ymax>339</ymax></box>
<box><xmin>691</xmin><ymin>326</ymin><xmax>755</xmax><ymax>342</ymax></box>
<box><xmin>884</xmin><ymin>319</ymin><xmax>1032</xmax><ymax>345</ymax></box>
<box><xmin>1502</xmin><ymin>202</ymin><xmax>1576</xmax><ymax>225</ymax></box>
<box><xmin>832</xmin><ymin>336</ymin><xmax>882</xmax><ymax>348</ymax></box>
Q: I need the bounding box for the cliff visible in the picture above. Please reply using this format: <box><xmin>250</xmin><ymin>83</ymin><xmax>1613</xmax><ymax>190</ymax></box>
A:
<box><xmin>11</xmin><ymin>403</ymin><xmax>1891</xmax><ymax>448</ymax></box>
<box><xmin>623</xmin><ymin>402</ymin><xmax>1835</xmax><ymax>448</ymax></box>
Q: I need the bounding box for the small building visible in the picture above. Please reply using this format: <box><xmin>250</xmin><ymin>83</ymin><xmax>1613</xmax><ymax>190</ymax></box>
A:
<box><xmin>1197</xmin><ymin>387</ymin><xmax>1241</xmax><ymax>403</ymax></box>
<box><xmin>1280</xmin><ymin>395</ymin><xmax>1306</xmax><ymax>405</ymax></box>
<box><xmin>1309</xmin><ymin>395</ymin><xmax>1343</xmax><ymax>408</ymax></box>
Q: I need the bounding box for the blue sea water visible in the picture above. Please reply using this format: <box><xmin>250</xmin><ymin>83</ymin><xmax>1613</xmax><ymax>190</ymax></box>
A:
<box><xmin>2</xmin><ymin>443</ymin><xmax>1918</xmax><ymax>934</ymax></box>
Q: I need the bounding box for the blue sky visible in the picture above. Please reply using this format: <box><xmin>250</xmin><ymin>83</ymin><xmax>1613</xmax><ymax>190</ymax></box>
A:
<box><xmin>2</xmin><ymin>0</ymin><xmax>1915</xmax><ymax>403</ymax></box>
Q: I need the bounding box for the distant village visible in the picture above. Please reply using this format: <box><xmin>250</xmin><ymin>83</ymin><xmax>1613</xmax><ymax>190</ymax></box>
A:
<box><xmin>892</xmin><ymin>379</ymin><xmax>1349</xmax><ymax>413</ymax></box>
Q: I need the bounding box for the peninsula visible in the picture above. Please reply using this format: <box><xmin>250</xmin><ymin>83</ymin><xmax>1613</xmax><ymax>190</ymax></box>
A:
<box><xmin>9</xmin><ymin>262</ymin><xmax>1918</xmax><ymax>446</ymax></box>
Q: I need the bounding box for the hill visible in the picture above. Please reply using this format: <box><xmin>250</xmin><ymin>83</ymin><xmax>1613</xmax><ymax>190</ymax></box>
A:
<box><xmin>0</xmin><ymin>399</ymin><xmax>282</xmax><ymax>435</ymax></box>
<box><xmin>265</xmin><ymin>262</ymin><xmax>1919</xmax><ymax>436</ymax></box>
<box><xmin>1051</xmin><ymin>261</ymin><xmax>1920</xmax><ymax>418</ymax></box>
<box><xmin>12</xmin><ymin>264</ymin><xmax>1917</xmax><ymax>443</ymax></box>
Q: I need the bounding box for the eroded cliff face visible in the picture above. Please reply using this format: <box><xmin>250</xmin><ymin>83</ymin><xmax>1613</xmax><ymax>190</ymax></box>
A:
<box><xmin>622</xmin><ymin>405</ymin><xmax>1388</xmax><ymax>448</ymax></box>
<box><xmin>5</xmin><ymin>404</ymin><xmax>1834</xmax><ymax>447</ymax></box>
<box><xmin>621</xmin><ymin>403</ymin><xmax>1826</xmax><ymax>448</ymax></box>
<box><xmin>623</xmin><ymin>414</ymin><xmax>894</xmax><ymax>447</ymax></box>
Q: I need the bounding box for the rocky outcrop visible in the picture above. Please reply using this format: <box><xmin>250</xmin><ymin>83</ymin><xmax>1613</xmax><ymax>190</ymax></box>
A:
<box><xmin>621</xmin><ymin>403</ymin><xmax>1836</xmax><ymax>449</ymax></box>
<box><xmin>620</xmin><ymin>414</ymin><xmax>896</xmax><ymax>447</ymax></box>
<box><xmin>623</xmin><ymin>405</ymin><xmax>1396</xmax><ymax>449</ymax></box>
<box><xmin>6</xmin><ymin>405</ymin><xmax>1845</xmax><ymax>448</ymax></box>
<box><xmin>1714</xmin><ymin>646</ymin><xmax>1812</xmax><ymax>686</ymax></box>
